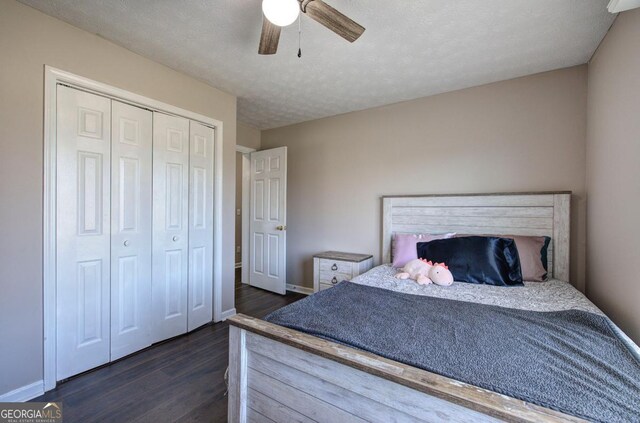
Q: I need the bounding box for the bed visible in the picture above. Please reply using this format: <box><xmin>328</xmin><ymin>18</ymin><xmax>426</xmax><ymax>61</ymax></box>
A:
<box><xmin>227</xmin><ymin>192</ymin><xmax>640</xmax><ymax>422</ymax></box>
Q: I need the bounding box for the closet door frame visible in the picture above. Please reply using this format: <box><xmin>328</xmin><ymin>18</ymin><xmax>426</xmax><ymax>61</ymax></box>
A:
<box><xmin>43</xmin><ymin>66</ymin><xmax>224</xmax><ymax>392</ymax></box>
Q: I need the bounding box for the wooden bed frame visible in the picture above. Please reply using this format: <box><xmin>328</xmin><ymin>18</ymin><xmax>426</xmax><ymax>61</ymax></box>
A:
<box><xmin>228</xmin><ymin>192</ymin><xmax>580</xmax><ymax>422</ymax></box>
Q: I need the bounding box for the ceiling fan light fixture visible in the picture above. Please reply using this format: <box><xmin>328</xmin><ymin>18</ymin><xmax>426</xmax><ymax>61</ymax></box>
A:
<box><xmin>262</xmin><ymin>0</ymin><xmax>300</xmax><ymax>27</ymax></box>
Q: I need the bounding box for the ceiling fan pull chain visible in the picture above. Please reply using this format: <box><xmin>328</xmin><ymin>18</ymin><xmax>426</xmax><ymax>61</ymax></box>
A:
<box><xmin>297</xmin><ymin>13</ymin><xmax>302</xmax><ymax>58</ymax></box>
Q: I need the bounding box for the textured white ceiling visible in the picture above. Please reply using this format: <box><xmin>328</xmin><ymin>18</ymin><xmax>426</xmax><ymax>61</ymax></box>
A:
<box><xmin>19</xmin><ymin>0</ymin><xmax>615</xmax><ymax>129</ymax></box>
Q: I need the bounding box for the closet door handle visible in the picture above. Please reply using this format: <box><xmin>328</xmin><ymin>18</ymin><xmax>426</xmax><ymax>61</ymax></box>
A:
<box><xmin>123</xmin><ymin>240</ymin><xmax>130</xmax><ymax>247</ymax></box>
<box><xmin>172</xmin><ymin>236</ymin><xmax>179</xmax><ymax>242</ymax></box>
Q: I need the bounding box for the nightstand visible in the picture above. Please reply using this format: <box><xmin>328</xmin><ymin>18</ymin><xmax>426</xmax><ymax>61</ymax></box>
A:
<box><xmin>313</xmin><ymin>251</ymin><xmax>374</xmax><ymax>292</ymax></box>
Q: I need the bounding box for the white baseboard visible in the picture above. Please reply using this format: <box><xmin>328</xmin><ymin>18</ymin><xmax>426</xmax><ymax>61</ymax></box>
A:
<box><xmin>286</xmin><ymin>284</ymin><xmax>314</xmax><ymax>295</ymax></box>
<box><xmin>220</xmin><ymin>308</ymin><xmax>237</xmax><ymax>320</ymax></box>
<box><xmin>0</xmin><ymin>380</ymin><xmax>44</xmax><ymax>402</ymax></box>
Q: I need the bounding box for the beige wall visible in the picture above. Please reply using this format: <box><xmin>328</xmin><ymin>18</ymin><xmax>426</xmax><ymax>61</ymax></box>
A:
<box><xmin>0</xmin><ymin>0</ymin><xmax>237</xmax><ymax>395</ymax></box>
<box><xmin>586</xmin><ymin>9</ymin><xmax>640</xmax><ymax>343</ymax></box>
<box><xmin>237</xmin><ymin>122</ymin><xmax>262</xmax><ymax>150</ymax></box>
<box><xmin>262</xmin><ymin>66</ymin><xmax>588</xmax><ymax>293</ymax></box>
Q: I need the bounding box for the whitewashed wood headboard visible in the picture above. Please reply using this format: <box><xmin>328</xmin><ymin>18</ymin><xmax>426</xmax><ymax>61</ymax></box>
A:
<box><xmin>382</xmin><ymin>192</ymin><xmax>571</xmax><ymax>281</ymax></box>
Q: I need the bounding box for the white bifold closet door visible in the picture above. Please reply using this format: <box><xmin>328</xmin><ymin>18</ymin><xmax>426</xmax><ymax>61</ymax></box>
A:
<box><xmin>110</xmin><ymin>101</ymin><xmax>153</xmax><ymax>360</ymax></box>
<box><xmin>57</xmin><ymin>86</ymin><xmax>154</xmax><ymax>377</ymax></box>
<box><xmin>187</xmin><ymin>122</ymin><xmax>215</xmax><ymax>331</ymax></box>
<box><xmin>56</xmin><ymin>85</ymin><xmax>112</xmax><ymax>380</ymax></box>
<box><xmin>152</xmin><ymin>114</ymin><xmax>215</xmax><ymax>340</ymax></box>
<box><xmin>152</xmin><ymin>113</ymin><xmax>190</xmax><ymax>342</ymax></box>
<box><xmin>56</xmin><ymin>86</ymin><xmax>215</xmax><ymax>381</ymax></box>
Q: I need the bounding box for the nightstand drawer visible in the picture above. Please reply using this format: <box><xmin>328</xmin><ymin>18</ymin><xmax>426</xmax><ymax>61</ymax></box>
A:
<box><xmin>318</xmin><ymin>258</ymin><xmax>353</xmax><ymax>276</ymax></box>
<box><xmin>319</xmin><ymin>271</ymin><xmax>351</xmax><ymax>285</ymax></box>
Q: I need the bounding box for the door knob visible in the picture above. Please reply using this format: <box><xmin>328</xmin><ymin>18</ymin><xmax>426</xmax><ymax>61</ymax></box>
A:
<box><xmin>123</xmin><ymin>240</ymin><xmax>130</xmax><ymax>247</ymax></box>
<box><xmin>276</xmin><ymin>225</ymin><xmax>287</xmax><ymax>231</ymax></box>
<box><xmin>172</xmin><ymin>235</ymin><xmax>179</xmax><ymax>242</ymax></box>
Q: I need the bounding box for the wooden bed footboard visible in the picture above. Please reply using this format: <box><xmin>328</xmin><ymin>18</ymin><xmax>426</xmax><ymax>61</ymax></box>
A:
<box><xmin>227</xmin><ymin>314</ymin><xmax>584</xmax><ymax>423</ymax></box>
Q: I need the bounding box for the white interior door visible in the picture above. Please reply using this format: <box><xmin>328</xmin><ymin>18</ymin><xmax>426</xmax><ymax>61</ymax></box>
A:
<box><xmin>249</xmin><ymin>147</ymin><xmax>287</xmax><ymax>294</ymax></box>
<box><xmin>152</xmin><ymin>112</ymin><xmax>190</xmax><ymax>342</ymax></box>
<box><xmin>56</xmin><ymin>85</ymin><xmax>111</xmax><ymax>380</ymax></box>
<box><xmin>187</xmin><ymin>122</ymin><xmax>214</xmax><ymax>331</ymax></box>
<box><xmin>110</xmin><ymin>100</ymin><xmax>153</xmax><ymax>360</ymax></box>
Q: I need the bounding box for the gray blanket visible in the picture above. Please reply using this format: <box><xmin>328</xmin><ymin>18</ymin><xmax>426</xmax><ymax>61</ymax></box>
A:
<box><xmin>265</xmin><ymin>282</ymin><xmax>640</xmax><ymax>422</ymax></box>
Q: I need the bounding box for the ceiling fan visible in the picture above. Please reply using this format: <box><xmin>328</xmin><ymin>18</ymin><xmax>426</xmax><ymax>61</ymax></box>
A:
<box><xmin>259</xmin><ymin>0</ymin><xmax>365</xmax><ymax>55</ymax></box>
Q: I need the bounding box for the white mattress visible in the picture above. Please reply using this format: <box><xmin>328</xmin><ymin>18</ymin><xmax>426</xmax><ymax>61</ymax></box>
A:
<box><xmin>351</xmin><ymin>264</ymin><xmax>640</xmax><ymax>354</ymax></box>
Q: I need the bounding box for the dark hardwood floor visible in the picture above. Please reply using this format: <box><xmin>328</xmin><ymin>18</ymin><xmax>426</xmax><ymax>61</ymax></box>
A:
<box><xmin>33</xmin><ymin>274</ymin><xmax>306</xmax><ymax>422</ymax></box>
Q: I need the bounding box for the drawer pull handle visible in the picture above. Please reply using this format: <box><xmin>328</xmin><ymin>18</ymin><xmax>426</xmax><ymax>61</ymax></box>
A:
<box><xmin>331</xmin><ymin>277</ymin><xmax>338</xmax><ymax>284</ymax></box>
<box><xmin>331</xmin><ymin>263</ymin><xmax>338</xmax><ymax>271</ymax></box>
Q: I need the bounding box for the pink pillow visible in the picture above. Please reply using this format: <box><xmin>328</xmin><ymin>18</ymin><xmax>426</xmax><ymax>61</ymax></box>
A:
<box><xmin>391</xmin><ymin>233</ymin><xmax>456</xmax><ymax>268</ymax></box>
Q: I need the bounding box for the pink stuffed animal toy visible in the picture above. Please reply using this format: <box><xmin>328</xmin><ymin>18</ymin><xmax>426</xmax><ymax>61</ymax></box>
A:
<box><xmin>395</xmin><ymin>258</ymin><xmax>454</xmax><ymax>286</ymax></box>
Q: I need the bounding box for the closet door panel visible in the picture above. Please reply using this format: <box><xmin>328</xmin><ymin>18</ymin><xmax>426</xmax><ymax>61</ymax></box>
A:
<box><xmin>188</xmin><ymin>122</ymin><xmax>215</xmax><ymax>331</ymax></box>
<box><xmin>56</xmin><ymin>85</ymin><xmax>111</xmax><ymax>380</ymax></box>
<box><xmin>152</xmin><ymin>113</ymin><xmax>190</xmax><ymax>342</ymax></box>
<box><xmin>110</xmin><ymin>101</ymin><xmax>153</xmax><ymax>360</ymax></box>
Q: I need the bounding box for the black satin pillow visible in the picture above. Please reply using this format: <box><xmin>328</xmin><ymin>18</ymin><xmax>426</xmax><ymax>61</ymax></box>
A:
<box><xmin>416</xmin><ymin>236</ymin><xmax>523</xmax><ymax>286</ymax></box>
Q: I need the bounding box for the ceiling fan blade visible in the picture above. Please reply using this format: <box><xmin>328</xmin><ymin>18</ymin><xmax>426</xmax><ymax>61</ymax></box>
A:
<box><xmin>259</xmin><ymin>16</ymin><xmax>281</xmax><ymax>55</ymax></box>
<box><xmin>304</xmin><ymin>0</ymin><xmax>365</xmax><ymax>43</ymax></box>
